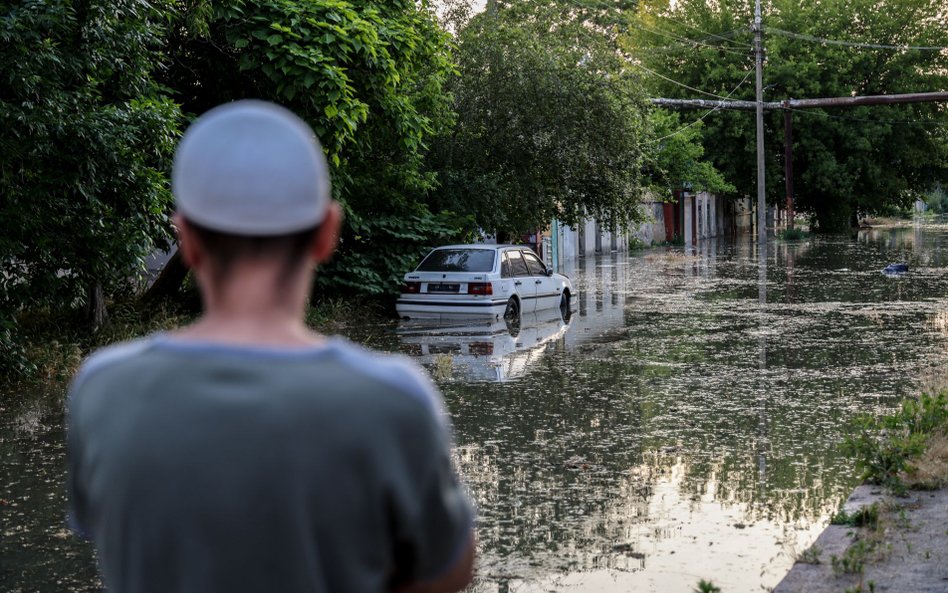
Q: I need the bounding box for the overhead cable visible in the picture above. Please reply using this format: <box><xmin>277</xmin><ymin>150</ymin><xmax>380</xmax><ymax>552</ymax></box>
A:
<box><xmin>651</xmin><ymin>15</ymin><xmax>752</xmax><ymax>49</ymax></box>
<box><xmin>647</xmin><ymin>69</ymin><xmax>755</xmax><ymax>144</ymax></box>
<box><xmin>764</xmin><ymin>26</ymin><xmax>948</xmax><ymax>51</ymax></box>
<box><xmin>628</xmin><ymin>22</ymin><xmax>752</xmax><ymax>56</ymax></box>
<box><xmin>632</xmin><ymin>62</ymin><xmax>754</xmax><ymax>101</ymax></box>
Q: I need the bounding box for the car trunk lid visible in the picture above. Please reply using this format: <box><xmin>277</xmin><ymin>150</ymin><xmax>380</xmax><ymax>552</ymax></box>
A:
<box><xmin>403</xmin><ymin>271</ymin><xmax>491</xmax><ymax>294</ymax></box>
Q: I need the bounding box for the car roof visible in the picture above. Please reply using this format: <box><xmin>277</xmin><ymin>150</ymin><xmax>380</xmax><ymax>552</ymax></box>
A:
<box><xmin>429</xmin><ymin>244</ymin><xmax>531</xmax><ymax>251</ymax></box>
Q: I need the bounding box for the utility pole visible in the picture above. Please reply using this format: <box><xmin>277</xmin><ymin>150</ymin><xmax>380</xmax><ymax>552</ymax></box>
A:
<box><xmin>754</xmin><ymin>0</ymin><xmax>766</xmax><ymax>248</ymax></box>
<box><xmin>784</xmin><ymin>108</ymin><xmax>794</xmax><ymax>230</ymax></box>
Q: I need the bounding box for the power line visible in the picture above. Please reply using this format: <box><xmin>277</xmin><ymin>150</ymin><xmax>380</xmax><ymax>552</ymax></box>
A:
<box><xmin>764</xmin><ymin>26</ymin><xmax>948</xmax><ymax>51</ymax></box>
<box><xmin>632</xmin><ymin>62</ymin><xmax>755</xmax><ymax>101</ymax></box>
<box><xmin>628</xmin><ymin>22</ymin><xmax>752</xmax><ymax>56</ymax></box>
<box><xmin>632</xmin><ymin>45</ymin><xmax>754</xmax><ymax>61</ymax></box>
<box><xmin>651</xmin><ymin>15</ymin><xmax>752</xmax><ymax>49</ymax></box>
<box><xmin>647</xmin><ymin>69</ymin><xmax>755</xmax><ymax>144</ymax></box>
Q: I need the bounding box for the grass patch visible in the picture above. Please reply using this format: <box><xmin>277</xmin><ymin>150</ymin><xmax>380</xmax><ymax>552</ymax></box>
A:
<box><xmin>798</xmin><ymin>544</ymin><xmax>823</xmax><ymax>564</ymax></box>
<box><xmin>777</xmin><ymin>227</ymin><xmax>809</xmax><ymax>241</ymax></box>
<box><xmin>827</xmin><ymin>502</ymin><xmax>892</xmax><ymax>586</ymax></box>
<box><xmin>1</xmin><ymin>301</ymin><xmax>196</xmax><ymax>411</ymax></box>
<box><xmin>904</xmin><ymin>430</ymin><xmax>948</xmax><ymax>489</ymax></box>
<box><xmin>643</xmin><ymin>250</ymin><xmax>697</xmax><ymax>263</ymax></box>
<box><xmin>842</xmin><ymin>391</ymin><xmax>948</xmax><ymax>495</ymax></box>
<box><xmin>861</xmin><ymin>216</ymin><xmax>913</xmax><ymax>227</ymax></box>
<box><xmin>693</xmin><ymin>580</ymin><xmax>721</xmax><ymax>593</ymax></box>
<box><xmin>831</xmin><ymin>539</ymin><xmax>872</xmax><ymax>575</ymax></box>
<box><xmin>627</xmin><ymin>236</ymin><xmax>649</xmax><ymax>250</ymax></box>
<box><xmin>653</xmin><ymin>235</ymin><xmax>685</xmax><ymax>247</ymax></box>
<box><xmin>831</xmin><ymin>503</ymin><xmax>880</xmax><ymax>528</ymax></box>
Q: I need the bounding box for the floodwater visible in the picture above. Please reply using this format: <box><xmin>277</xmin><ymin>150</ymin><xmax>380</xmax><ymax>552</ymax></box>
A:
<box><xmin>4</xmin><ymin>224</ymin><xmax>948</xmax><ymax>593</ymax></box>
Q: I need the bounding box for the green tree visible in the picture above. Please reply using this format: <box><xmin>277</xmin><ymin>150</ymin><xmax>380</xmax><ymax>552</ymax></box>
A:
<box><xmin>431</xmin><ymin>0</ymin><xmax>652</xmax><ymax>236</ymax></box>
<box><xmin>645</xmin><ymin>109</ymin><xmax>735</xmax><ymax>196</ymax></box>
<box><xmin>163</xmin><ymin>0</ymin><xmax>466</xmax><ymax>294</ymax></box>
<box><xmin>0</xmin><ymin>1</ymin><xmax>181</xmax><ymax>334</ymax></box>
<box><xmin>627</xmin><ymin>0</ymin><xmax>948</xmax><ymax>231</ymax></box>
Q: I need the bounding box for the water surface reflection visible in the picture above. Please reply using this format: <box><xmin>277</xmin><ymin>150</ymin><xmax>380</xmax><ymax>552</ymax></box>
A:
<box><xmin>434</xmin><ymin>227</ymin><xmax>948</xmax><ymax>593</ymax></box>
<box><xmin>396</xmin><ymin>310</ymin><xmax>569</xmax><ymax>382</ymax></box>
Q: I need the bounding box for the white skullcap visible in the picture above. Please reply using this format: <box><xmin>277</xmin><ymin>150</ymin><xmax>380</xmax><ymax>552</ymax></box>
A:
<box><xmin>172</xmin><ymin>100</ymin><xmax>331</xmax><ymax>235</ymax></box>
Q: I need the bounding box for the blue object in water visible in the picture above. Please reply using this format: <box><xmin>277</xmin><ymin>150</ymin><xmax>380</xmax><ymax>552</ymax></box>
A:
<box><xmin>882</xmin><ymin>262</ymin><xmax>909</xmax><ymax>275</ymax></box>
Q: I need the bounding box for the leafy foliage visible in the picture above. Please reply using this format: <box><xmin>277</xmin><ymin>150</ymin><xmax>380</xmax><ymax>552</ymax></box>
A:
<box><xmin>316</xmin><ymin>208</ymin><xmax>474</xmax><ymax>296</ymax></box>
<box><xmin>430</xmin><ymin>0</ymin><xmax>652</xmax><ymax>235</ymax></box>
<box><xmin>830</xmin><ymin>503</ymin><xmax>879</xmax><ymax>527</ymax></box>
<box><xmin>645</xmin><ymin>109</ymin><xmax>735</xmax><ymax>196</ymax></box>
<box><xmin>776</xmin><ymin>227</ymin><xmax>808</xmax><ymax>240</ymax></box>
<box><xmin>842</xmin><ymin>392</ymin><xmax>948</xmax><ymax>495</ymax></box>
<box><xmin>167</xmin><ymin>0</ymin><xmax>453</xmax><ymax>170</ymax></box>
<box><xmin>164</xmin><ymin>0</ymin><xmax>463</xmax><ymax>295</ymax></box>
<box><xmin>922</xmin><ymin>184</ymin><xmax>947</xmax><ymax>214</ymax></box>
<box><xmin>627</xmin><ymin>0</ymin><xmax>948</xmax><ymax>232</ymax></box>
<box><xmin>694</xmin><ymin>579</ymin><xmax>722</xmax><ymax>593</ymax></box>
<box><xmin>0</xmin><ymin>0</ymin><xmax>181</xmax><ymax>372</ymax></box>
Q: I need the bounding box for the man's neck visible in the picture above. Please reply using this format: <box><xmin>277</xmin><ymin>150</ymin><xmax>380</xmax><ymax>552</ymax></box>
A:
<box><xmin>175</xmin><ymin>265</ymin><xmax>322</xmax><ymax>347</ymax></box>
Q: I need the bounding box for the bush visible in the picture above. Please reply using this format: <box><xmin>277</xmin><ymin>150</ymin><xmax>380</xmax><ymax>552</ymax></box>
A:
<box><xmin>777</xmin><ymin>228</ymin><xmax>808</xmax><ymax>241</ymax></box>
<box><xmin>842</xmin><ymin>392</ymin><xmax>948</xmax><ymax>495</ymax></box>
<box><xmin>0</xmin><ymin>1</ymin><xmax>181</xmax><ymax>317</ymax></box>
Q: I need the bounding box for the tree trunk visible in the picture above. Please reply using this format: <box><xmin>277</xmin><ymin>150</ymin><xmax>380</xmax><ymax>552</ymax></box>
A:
<box><xmin>142</xmin><ymin>250</ymin><xmax>189</xmax><ymax>303</ymax></box>
<box><xmin>87</xmin><ymin>282</ymin><xmax>108</xmax><ymax>330</ymax></box>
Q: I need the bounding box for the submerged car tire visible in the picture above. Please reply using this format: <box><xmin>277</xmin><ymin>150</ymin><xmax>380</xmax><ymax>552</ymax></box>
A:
<box><xmin>559</xmin><ymin>291</ymin><xmax>571</xmax><ymax>319</ymax></box>
<box><xmin>503</xmin><ymin>297</ymin><xmax>520</xmax><ymax>321</ymax></box>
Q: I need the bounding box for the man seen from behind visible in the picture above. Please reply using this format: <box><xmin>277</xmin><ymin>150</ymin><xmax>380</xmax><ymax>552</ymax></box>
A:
<box><xmin>66</xmin><ymin>100</ymin><xmax>476</xmax><ymax>593</ymax></box>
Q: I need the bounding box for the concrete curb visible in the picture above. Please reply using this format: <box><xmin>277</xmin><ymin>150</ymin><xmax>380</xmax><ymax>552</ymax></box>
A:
<box><xmin>773</xmin><ymin>484</ymin><xmax>948</xmax><ymax>593</ymax></box>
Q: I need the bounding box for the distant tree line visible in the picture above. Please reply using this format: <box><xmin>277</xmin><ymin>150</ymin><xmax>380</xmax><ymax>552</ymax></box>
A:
<box><xmin>627</xmin><ymin>0</ymin><xmax>948</xmax><ymax>232</ymax></box>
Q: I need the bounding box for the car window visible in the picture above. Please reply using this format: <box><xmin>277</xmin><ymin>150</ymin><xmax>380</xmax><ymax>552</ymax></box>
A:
<box><xmin>506</xmin><ymin>250</ymin><xmax>529</xmax><ymax>277</ymax></box>
<box><xmin>416</xmin><ymin>249</ymin><xmax>496</xmax><ymax>272</ymax></box>
<box><xmin>522</xmin><ymin>250</ymin><xmax>547</xmax><ymax>276</ymax></box>
<box><xmin>501</xmin><ymin>253</ymin><xmax>512</xmax><ymax>278</ymax></box>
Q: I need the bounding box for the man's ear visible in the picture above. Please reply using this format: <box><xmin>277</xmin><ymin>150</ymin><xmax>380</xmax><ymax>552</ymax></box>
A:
<box><xmin>173</xmin><ymin>213</ymin><xmax>202</xmax><ymax>270</ymax></box>
<box><xmin>312</xmin><ymin>202</ymin><xmax>343</xmax><ymax>264</ymax></box>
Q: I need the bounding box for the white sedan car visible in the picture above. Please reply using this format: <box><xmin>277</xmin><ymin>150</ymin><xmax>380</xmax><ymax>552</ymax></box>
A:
<box><xmin>396</xmin><ymin>245</ymin><xmax>573</xmax><ymax>320</ymax></box>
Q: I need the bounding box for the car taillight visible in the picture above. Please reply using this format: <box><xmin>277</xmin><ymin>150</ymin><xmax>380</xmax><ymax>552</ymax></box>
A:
<box><xmin>467</xmin><ymin>282</ymin><xmax>492</xmax><ymax>295</ymax></box>
<box><xmin>469</xmin><ymin>342</ymin><xmax>494</xmax><ymax>355</ymax></box>
<box><xmin>401</xmin><ymin>282</ymin><xmax>421</xmax><ymax>294</ymax></box>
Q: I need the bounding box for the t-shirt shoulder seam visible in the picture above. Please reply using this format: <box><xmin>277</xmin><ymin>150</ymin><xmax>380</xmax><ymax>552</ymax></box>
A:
<box><xmin>70</xmin><ymin>338</ymin><xmax>155</xmax><ymax>393</ymax></box>
<box><xmin>330</xmin><ymin>342</ymin><xmax>441</xmax><ymax>415</ymax></box>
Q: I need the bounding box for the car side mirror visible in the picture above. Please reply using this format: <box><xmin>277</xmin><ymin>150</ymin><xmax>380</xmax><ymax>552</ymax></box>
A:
<box><xmin>545</xmin><ymin>268</ymin><xmax>554</xmax><ymax>277</ymax></box>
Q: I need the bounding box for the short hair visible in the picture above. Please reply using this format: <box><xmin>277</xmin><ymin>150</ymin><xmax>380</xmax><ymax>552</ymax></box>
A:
<box><xmin>185</xmin><ymin>218</ymin><xmax>319</xmax><ymax>286</ymax></box>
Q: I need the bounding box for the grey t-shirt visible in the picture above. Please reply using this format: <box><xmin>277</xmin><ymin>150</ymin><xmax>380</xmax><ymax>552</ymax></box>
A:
<box><xmin>67</xmin><ymin>335</ymin><xmax>474</xmax><ymax>593</ymax></box>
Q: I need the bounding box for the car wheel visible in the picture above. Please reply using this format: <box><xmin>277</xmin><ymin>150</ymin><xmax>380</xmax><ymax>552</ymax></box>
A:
<box><xmin>559</xmin><ymin>292</ymin><xmax>571</xmax><ymax>319</ymax></box>
<box><xmin>504</xmin><ymin>297</ymin><xmax>520</xmax><ymax>321</ymax></box>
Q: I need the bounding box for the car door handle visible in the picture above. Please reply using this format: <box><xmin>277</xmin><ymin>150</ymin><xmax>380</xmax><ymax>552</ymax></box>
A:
<box><xmin>535</xmin><ymin>280</ymin><xmax>542</xmax><ymax>284</ymax></box>
<box><xmin>514</xmin><ymin>281</ymin><xmax>522</xmax><ymax>286</ymax></box>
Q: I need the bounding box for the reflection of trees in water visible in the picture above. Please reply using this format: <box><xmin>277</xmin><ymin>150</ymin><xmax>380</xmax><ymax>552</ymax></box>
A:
<box><xmin>447</xmin><ymin>350</ymin><xmax>856</xmax><ymax>578</ymax></box>
<box><xmin>443</xmin><ymin>230</ymin><xmax>948</xmax><ymax>586</ymax></box>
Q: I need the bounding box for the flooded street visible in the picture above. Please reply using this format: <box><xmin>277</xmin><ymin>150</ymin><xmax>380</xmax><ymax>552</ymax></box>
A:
<box><xmin>404</xmin><ymin>224</ymin><xmax>948</xmax><ymax>592</ymax></box>
<box><xmin>4</xmin><ymin>225</ymin><xmax>948</xmax><ymax>592</ymax></box>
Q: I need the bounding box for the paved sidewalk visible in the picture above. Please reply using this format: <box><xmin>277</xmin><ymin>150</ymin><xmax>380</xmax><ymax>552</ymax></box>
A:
<box><xmin>774</xmin><ymin>485</ymin><xmax>948</xmax><ymax>593</ymax></box>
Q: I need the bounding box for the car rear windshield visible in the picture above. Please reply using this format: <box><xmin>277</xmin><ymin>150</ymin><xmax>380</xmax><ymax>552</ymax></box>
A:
<box><xmin>416</xmin><ymin>249</ymin><xmax>496</xmax><ymax>272</ymax></box>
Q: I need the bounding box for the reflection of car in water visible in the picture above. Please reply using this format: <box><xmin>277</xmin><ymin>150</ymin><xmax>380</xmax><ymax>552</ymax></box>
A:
<box><xmin>397</xmin><ymin>308</ymin><xmax>570</xmax><ymax>382</ymax></box>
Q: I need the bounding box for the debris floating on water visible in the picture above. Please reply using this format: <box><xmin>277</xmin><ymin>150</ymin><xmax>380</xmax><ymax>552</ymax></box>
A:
<box><xmin>882</xmin><ymin>262</ymin><xmax>909</xmax><ymax>275</ymax></box>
